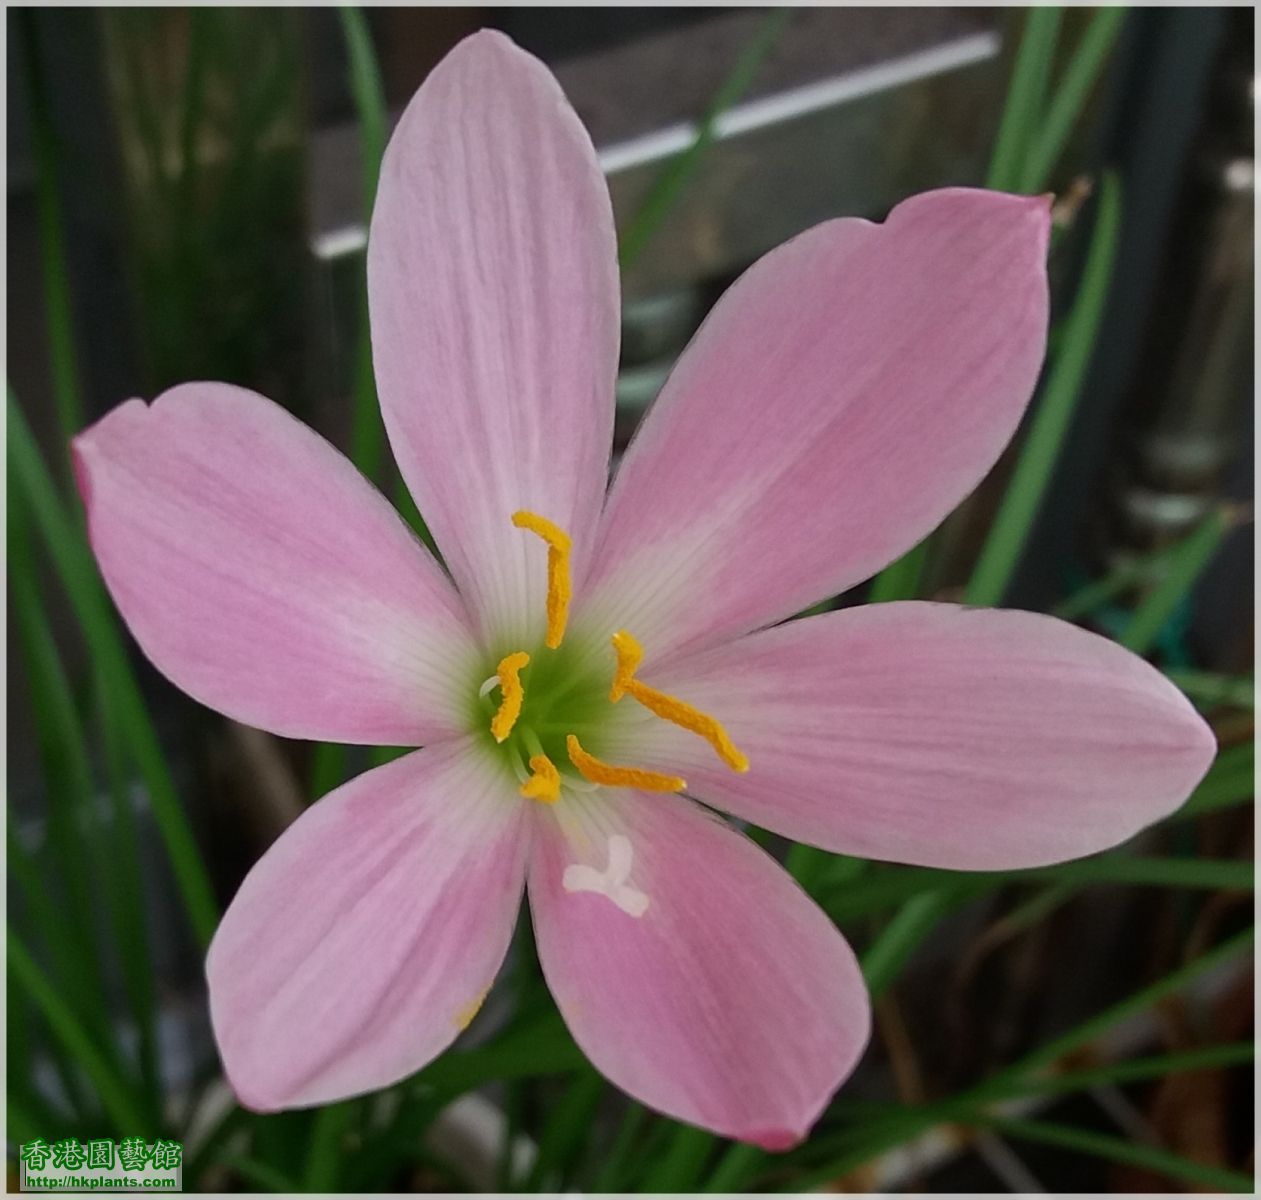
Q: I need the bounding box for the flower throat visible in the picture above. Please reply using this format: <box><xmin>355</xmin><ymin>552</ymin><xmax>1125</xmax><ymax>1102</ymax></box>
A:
<box><xmin>476</xmin><ymin>510</ymin><xmax>749</xmax><ymax>803</ymax></box>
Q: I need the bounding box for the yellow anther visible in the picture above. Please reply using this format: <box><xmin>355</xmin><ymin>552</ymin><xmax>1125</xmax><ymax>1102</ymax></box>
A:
<box><xmin>512</xmin><ymin>510</ymin><xmax>572</xmax><ymax>649</ymax></box>
<box><xmin>609</xmin><ymin>629</ymin><xmax>643</xmax><ymax>701</ymax></box>
<box><xmin>520</xmin><ymin>754</ymin><xmax>561</xmax><ymax>804</ymax></box>
<box><xmin>608</xmin><ymin>630</ymin><xmax>750</xmax><ymax>773</ymax></box>
<box><xmin>489</xmin><ymin>651</ymin><xmax>530</xmax><ymax>743</ymax></box>
<box><xmin>566</xmin><ymin>734</ymin><xmax>686</xmax><ymax>794</ymax></box>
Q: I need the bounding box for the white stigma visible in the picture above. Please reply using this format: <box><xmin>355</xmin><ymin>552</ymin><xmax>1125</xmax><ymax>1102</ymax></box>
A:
<box><xmin>563</xmin><ymin>833</ymin><xmax>649</xmax><ymax>918</ymax></box>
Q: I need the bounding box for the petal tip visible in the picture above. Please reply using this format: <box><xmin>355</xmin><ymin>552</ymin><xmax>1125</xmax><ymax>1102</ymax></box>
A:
<box><xmin>1018</xmin><ymin>188</ymin><xmax>1055</xmax><ymax>246</ymax></box>
<box><xmin>985</xmin><ymin>187</ymin><xmax>1055</xmax><ymax>254</ymax></box>
<box><xmin>208</xmin><ymin>1001</ymin><xmax>291</xmax><ymax>1114</ymax></box>
<box><xmin>747</xmin><ymin>1127</ymin><xmax>806</xmax><ymax>1153</ymax></box>
<box><xmin>444</xmin><ymin>26</ymin><xmax>536</xmax><ymax>76</ymax></box>
<box><xmin>893</xmin><ymin>185</ymin><xmax>1053</xmax><ymax>256</ymax></box>
<box><xmin>224</xmin><ymin>1070</ymin><xmax>287</xmax><ymax>1116</ymax></box>
<box><xmin>1180</xmin><ymin>707</ymin><xmax>1220</xmax><ymax>784</ymax></box>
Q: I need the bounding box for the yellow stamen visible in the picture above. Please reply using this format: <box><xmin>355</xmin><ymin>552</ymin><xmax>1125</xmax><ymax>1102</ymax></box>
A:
<box><xmin>609</xmin><ymin>629</ymin><xmax>750</xmax><ymax>773</ymax></box>
<box><xmin>609</xmin><ymin>629</ymin><xmax>643</xmax><ymax>701</ymax></box>
<box><xmin>489</xmin><ymin>651</ymin><xmax>530</xmax><ymax>743</ymax></box>
<box><xmin>566</xmin><ymin>734</ymin><xmax>685</xmax><ymax>794</ymax></box>
<box><xmin>520</xmin><ymin>753</ymin><xmax>561</xmax><ymax>804</ymax></box>
<box><xmin>512</xmin><ymin>510</ymin><xmax>572</xmax><ymax>649</ymax></box>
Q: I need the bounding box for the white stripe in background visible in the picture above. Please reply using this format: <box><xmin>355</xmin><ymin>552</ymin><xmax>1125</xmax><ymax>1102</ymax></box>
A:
<box><xmin>596</xmin><ymin>30</ymin><xmax>1001</xmax><ymax>175</ymax></box>
<box><xmin>311</xmin><ymin>29</ymin><xmax>1001</xmax><ymax>261</ymax></box>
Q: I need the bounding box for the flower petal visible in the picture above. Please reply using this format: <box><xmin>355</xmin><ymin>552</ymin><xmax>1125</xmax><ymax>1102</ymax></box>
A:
<box><xmin>73</xmin><ymin>384</ymin><xmax>477</xmax><ymax>745</ymax></box>
<box><xmin>207</xmin><ymin>740</ymin><xmax>527</xmax><ymax>1110</ymax></box>
<box><xmin>578</xmin><ymin>188</ymin><xmax>1050</xmax><ymax>662</ymax></box>
<box><xmin>368</xmin><ymin>31</ymin><xmax>618</xmax><ymax>649</ymax></box>
<box><xmin>610</xmin><ymin>604</ymin><xmax>1217</xmax><ymax>870</ymax></box>
<box><xmin>528</xmin><ymin>791</ymin><xmax>869</xmax><ymax>1145</ymax></box>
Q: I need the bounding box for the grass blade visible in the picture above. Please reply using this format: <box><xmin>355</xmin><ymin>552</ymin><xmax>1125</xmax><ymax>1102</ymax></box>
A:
<box><xmin>9</xmin><ymin>504</ymin><xmax>111</xmax><ymax>971</ymax></box>
<box><xmin>8</xmin><ymin>388</ymin><xmax>219</xmax><ymax>945</ymax></box>
<box><xmin>339</xmin><ymin>6</ymin><xmax>386</xmax><ymax>213</ymax></box>
<box><xmin>6</xmin><ymin>1093</ymin><xmax>46</xmax><ymax>1146</ymax></box>
<box><xmin>1020</xmin><ymin>8</ymin><xmax>1128</xmax><ymax>193</ymax></box>
<box><xmin>640</xmin><ymin>1123</ymin><xmax>716</xmax><ymax>1192</ymax></box>
<box><xmin>1118</xmin><ymin>506</ymin><xmax>1234</xmax><ymax>654</ymax></box>
<box><xmin>20</xmin><ymin>10</ymin><xmax>85</xmax><ymax>455</ymax></box>
<box><xmin>7</xmin><ymin>820</ymin><xmax>108</xmax><ymax>1122</ymax></box>
<box><xmin>781</xmin><ymin>928</ymin><xmax>1254</xmax><ymax>1191</ymax></box>
<box><xmin>1176</xmin><ymin>741</ymin><xmax>1254</xmax><ymax>819</ymax></box>
<box><xmin>965</xmin><ymin>171</ymin><xmax>1121</xmax><ymax>607</ymax></box>
<box><xmin>7</xmin><ymin>501</ymin><xmax>152</xmax><ymax>1100</ymax></box>
<box><xmin>95</xmin><ymin>678</ymin><xmax>161</xmax><ymax>1108</ymax></box>
<box><xmin>413</xmin><ymin>1007</ymin><xmax>583</xmax><ymax>1100</ymax></box>
<box><xmin>7</xmin><ymin>927</ymin><xmax>151</xmax><ymax>1133</ymax></box>
<box><xmin>1048</xmin><ymin>854</ymin><xmax>1252</xmax><ymax>890</ymax></box>
<box><xmin>861</xmin><ymin>890</ymin><xmax>956</xmax><ymax>998</ymax></box>
<box><xmin>301</xmin><ymin>1100</ymin><xmax>356</xmax><ymax>1191</ymax></box>
<box><xmin>1163</xmin><ymin>669</ymin><xmax>1253</xmax><ymax>711</ymax></box>
<box><xmin>1051</xmin><ymin>515</ymin><xmax>1227</xmax><ymax>620</ymax></box>
<box><xmin>183</xmin><ymin>1104</ymin><xmax>248</xmax><ymax>1189</ymax></box>
<box><xmin>982</xmin><ymin>925</ymin><xmax>1254</xmax><ymax>1095</ymax></box>
<box><xmin>175</xmin><ymin>9</ymin><xmax>209</xmax><ymax>229</ymax></box>
<box><xmin>12</xmin><ymin>494</ymin><xmax>159</xmax><ymax>1117</ymax></box>
<box><xmin>866</xmin><ymin>538</ymin><xmax>931</xmax><ymax>603</ymax></box>
<box><xmin>784</xmin><ymin>841</ymin><xmax>844</xmax><ymax>893</ymax></box>
<box><xmin>522</xmin><ymin>1069</ymin><xmax>605</xmax><ymax>1190</ymax></box>
<box><xmin>308</xmin><ymin>742</ymin><xmax>349</xmax><ymax>801</ymax></box>
<box><xmin>588</xmin><ymin>1103</ymin><xmax>648</xmax><ymax>1191</ymax></box>
<box><xmin>1005</xmin><ymin>1041</ymin><xmax>1254</xmax><ymax>1098</ymax></box>
<box><xmin>985</xmin><ymin>7</ymin><xmax>1063</xmax><ymax>191</ymax></box>
<box><xmin>338</xmin><ymin>5</ymin><xmax>389</xmax><ymax>482</ymax></box>
<box><xmin>220</xmin><ymin>1155</ymin><xmax>302</xmax><ymax>1193</ymax></box>
<box><xmin>827</xmin><ymin>854</ymin><xmax>1252</xmax><ymax>922</ymax></box>
<box><xmin>971</xmin><ymin>1113</ymin><xmax>1253</xmax><ymax>1192</ymax></box>
<box><xmin>8</xmin><ymin>969</ymin><xmax>86</xmax><ymax>1130</ymax></box>
<box><xmin>704</xmin><ymin>1140</ymin><xmax>765</xmax><ymax>1193</ymax></box>
<box><xmin>618</xmin><ymin>8</ymin><xmax>793</xmax><ymax>269</ymax></box>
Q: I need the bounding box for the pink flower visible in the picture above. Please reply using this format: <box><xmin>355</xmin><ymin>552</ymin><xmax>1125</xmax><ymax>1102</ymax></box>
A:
<box><xmin>73</xmin><ymin>31</ymin><xmax>1215</xmax><ymax>1147</ymax></box>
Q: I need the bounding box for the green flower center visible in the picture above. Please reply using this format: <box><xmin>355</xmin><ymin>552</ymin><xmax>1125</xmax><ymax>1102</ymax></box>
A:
<box><xmin>469</xmin><ymin>636</ymin><xmax>611</xmax><ymax>783</ymax></box>
<box><xmin>470</xmin><ymin>508</ymin><xmax>749</xmax><ymax>804</ymax></box>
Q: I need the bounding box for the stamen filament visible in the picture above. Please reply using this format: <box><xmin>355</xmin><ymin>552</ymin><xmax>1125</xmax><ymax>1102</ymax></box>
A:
<box><xmin>519</xmin><ymin>725</ymin><xmax>546</xmax><ymax>759</ymax></box>
<box><xmin>512</xmin><ymin>510</ymin><xmax>572</xmax><ymax>649</ymax></box>
<box><xmin>609</xmin><ymin>629</ymin><xmax>750</xmax><ymax>773</ymax></box>
<box><xmin>520</xmin><ymin>754</ymin><xmax>561</xmax><ymax>804</ymax></box>
<box><xmin>489</xmin><ymin>651</ymin><xmax>530</xmax><ymax>743</ymax></box>
<box><xmin>566</xmin><ymin>734</ymin><xmax>685</xmax><ymax>794</ymax></box>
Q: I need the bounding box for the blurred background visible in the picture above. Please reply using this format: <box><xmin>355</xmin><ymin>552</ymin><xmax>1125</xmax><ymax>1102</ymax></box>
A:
<box><xmin>6</xmin><ymin>6</ymin><xmax>1255</xmax><ymax>1193</ymax></box>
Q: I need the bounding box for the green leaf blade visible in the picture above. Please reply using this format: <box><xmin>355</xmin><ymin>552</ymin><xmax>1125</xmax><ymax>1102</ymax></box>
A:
<box><xmin>965</xmin><ymin>172</ymin><xmax>1122</xmax><ymax>608</ymax></box>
